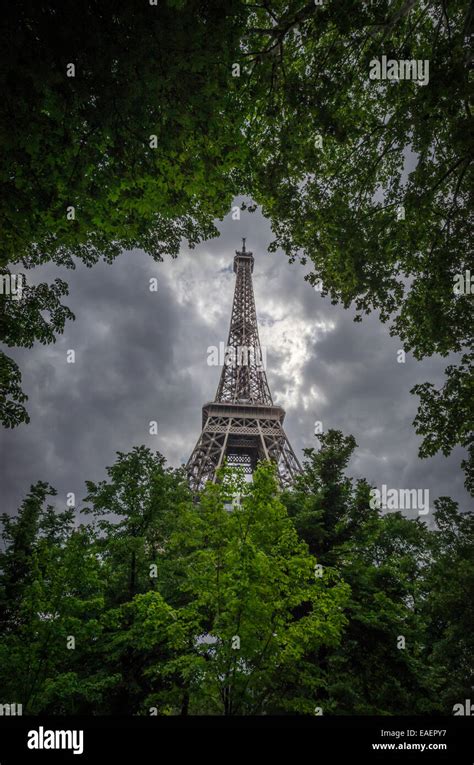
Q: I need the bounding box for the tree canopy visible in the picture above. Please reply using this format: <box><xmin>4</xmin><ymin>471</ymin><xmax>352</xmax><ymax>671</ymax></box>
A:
<box><xmin>1</xmin><ymin>435</ymin><xmax>472</xmax><ymax>715</ymax></box>
<box><xmin>240</xmin><ymin>0</ymin><xmax>473</xmax><ymax>488</ymax></box>
<box><xmin>0</xmin><ymin>0</ymin><xmax>247</xmax><ymax>425</ymax></box>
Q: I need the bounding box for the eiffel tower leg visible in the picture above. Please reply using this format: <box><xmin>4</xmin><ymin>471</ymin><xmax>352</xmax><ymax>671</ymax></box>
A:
<box><xmin>257</xmin><ymin>421</ymin><xmax>270</xmax><ymax>461</ymax></box>
<box><xmin>278</xmin><ymin>432</ymin><xmax>302</xmax><ymax>485</ymax></box>
<box><xmin>260</xmin><ymin>425</ymin><xmax>301</xmax><ymax>487</ymax></box>
<box><xmin>187</xmin><ymin>417</ymin><xmax>225</xmax><ymax>492</ymax></box>
<box><xmin>215</xmin><ymin>420</ymin><xmax>232</xmax><ymax>472</ymax></box>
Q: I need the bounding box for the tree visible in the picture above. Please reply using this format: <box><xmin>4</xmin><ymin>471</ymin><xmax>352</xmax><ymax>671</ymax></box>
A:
<box><xmin>0</xmin><ymin>277</ymin><xmax>74</xmax><ymax>427</ymax></box>
<box><xmin>412</xmin><ymin>352</ymin><xmax>474</xmax><ymax>495</ymax></box>
<box><xmin>0</xmin><ymin>0</ymin><xmax>246</xmax><ymax>267</ymax></box>
<box><xmin>420</xmin><ymin>497</ymin><xmax>474</xmax><ymax>713</ymax></box>
<box><xmin>0</xmin><ymin>0</ymin><xmax>248</xmax><ymax>425</ymax></box>
<box><xmin>241</xmin><ymin>0</ymin><xmax>472</xmax><ymax>484</ymax></box>
<box><xmin>83</xmin><ymin>446</ymin><xmax>190</xmax><ymax>603</ymax></box>
<box><xmin>1</xmin><ymin>441</ymin><xmax>472</xmax><ymax>715</ymax></box>
<box><xmin>0</xmin><ymin>481</ymin><xmax>60</xmax><ymax>629</ymax></box>
<box><xmin>160</xmin><ymin>461</ymin><xmax>350</xmax><ymax>714</ymax></box>
<box><xmin>283</xmin><ymin>430</ymin><xmax>440</xmax><ymax>714</ymax></box>
<box><xmin>0</xmin><ymin>484</ymin><xmax>106</xmax><ymax>714</ymax></box>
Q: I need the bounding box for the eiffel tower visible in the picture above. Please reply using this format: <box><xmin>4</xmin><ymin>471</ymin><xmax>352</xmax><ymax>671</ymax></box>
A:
<box><xmin>186</xmin><ymin>239</ymin><xmax>301</xmax><ymax>492</ymax></box>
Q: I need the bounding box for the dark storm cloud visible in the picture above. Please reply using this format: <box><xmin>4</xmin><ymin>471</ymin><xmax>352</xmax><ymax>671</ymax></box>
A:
<box><xmin>0</xmin><ymin>204</ymin><xmax>470</xmax><ymax>523</ymax></box>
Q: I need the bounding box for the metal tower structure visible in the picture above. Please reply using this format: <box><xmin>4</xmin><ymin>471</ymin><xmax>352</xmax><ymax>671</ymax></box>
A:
<box><xmin>186</xmin><ymin>239</ymin><xmax>301</xmax><ymax>492</ymax></box>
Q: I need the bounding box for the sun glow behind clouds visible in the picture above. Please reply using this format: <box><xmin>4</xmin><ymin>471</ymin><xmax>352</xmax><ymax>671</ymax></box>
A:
<box><xmin>259</xmin><ymin>305</ymin><xmax>335</xmax><ymax>410</ymax></box>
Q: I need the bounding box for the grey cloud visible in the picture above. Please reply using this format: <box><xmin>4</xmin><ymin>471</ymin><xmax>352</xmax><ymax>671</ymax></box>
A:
<box><xmin>0</xmin><ymin>204</ymin><xmax>470</xmax><ymax>523</ymax></box>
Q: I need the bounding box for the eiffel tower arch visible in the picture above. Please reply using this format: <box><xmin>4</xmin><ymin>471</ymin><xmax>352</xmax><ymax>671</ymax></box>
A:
<box><xmin>186</xmin><ymin>240</ymin><xmax>301</xmax><ymax>492</ymax></box>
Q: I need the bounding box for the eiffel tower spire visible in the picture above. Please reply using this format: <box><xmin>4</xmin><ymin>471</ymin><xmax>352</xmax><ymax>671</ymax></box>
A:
<box><xmin>215</xmin><ymin>238</ymin><xmax>272</xmax><ymax>405</ymax></box>
<box><xmin>186</xmin><ymin>242</ymin><xmax>301</xmax><ymax>492</ymax></box>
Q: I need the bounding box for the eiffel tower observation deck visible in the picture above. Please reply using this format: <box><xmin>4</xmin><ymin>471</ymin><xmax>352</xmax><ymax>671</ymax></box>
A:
<box><xmin>186</xmin><ymin>239</ymin><xmax>301</xmax><ymax>492</ymax></box>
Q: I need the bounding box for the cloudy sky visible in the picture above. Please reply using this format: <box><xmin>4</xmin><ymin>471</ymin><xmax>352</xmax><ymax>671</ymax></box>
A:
<box><xmin>1</xmin><ymin>201</ymin><xmax>470</xmax><ymax>522</ymax></box>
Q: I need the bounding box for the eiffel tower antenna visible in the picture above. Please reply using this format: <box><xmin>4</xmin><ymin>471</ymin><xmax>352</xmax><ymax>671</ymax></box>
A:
<box><xmin>186</xmin><ymin>242</ymin><xmax>301</xmax><ymax>491</ymax></box>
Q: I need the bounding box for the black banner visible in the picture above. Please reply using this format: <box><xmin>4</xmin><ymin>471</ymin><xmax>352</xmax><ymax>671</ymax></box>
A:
<box><xmin>0</xmin><ymin>716</ymin><xmax>472</xmax><ymax>763</ymax></box>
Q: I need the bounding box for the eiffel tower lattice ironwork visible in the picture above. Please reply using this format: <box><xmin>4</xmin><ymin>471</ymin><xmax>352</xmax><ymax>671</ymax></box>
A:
<box><xmin>186</xmin><ymin>239</ymin><xmax>301</xmax><ymax>492</ymax></box>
